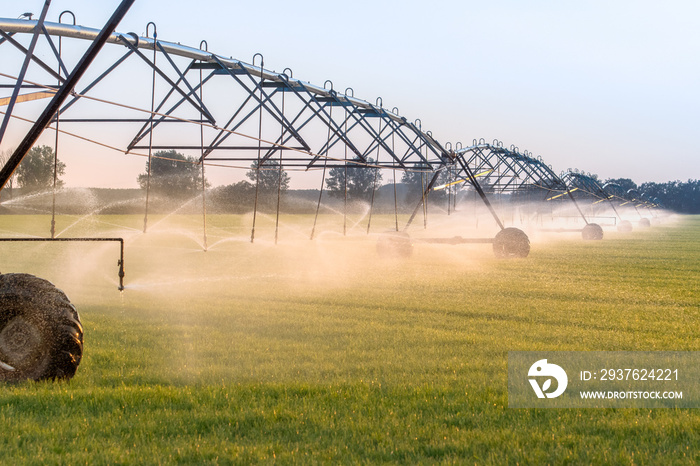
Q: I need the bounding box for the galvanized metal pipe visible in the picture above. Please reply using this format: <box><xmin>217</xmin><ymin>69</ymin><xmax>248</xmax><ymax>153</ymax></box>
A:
<box><xmin>0</xmin><ymin>237</ymin><xmax>125</xmax><ymax>290</ymax></box>
<box><xmin>0</xmin><ymin>18</ymin><xmax>444</xmax><ymax>150</ymax></box>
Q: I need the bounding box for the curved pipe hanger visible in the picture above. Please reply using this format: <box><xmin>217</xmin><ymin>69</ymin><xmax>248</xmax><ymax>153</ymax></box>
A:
<box><xmin>0</xmin><ymin>19</ymin><xmax>393</xmax><ymax>114</ymax></box>
<box><xmin>145</xmin><ymin>21</ymin><xmax>156</xmax><ymax>39</ymax></box>
<box><xmin>58</xmin><ymin>10</ymin><xmax>75</xmax><ymax>25</ymax></box>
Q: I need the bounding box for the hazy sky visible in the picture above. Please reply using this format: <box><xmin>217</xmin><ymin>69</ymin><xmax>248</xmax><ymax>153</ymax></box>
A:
<box><xmin>4</xmin><ymin>0</ymin><xmax>700</xmax><ymax>188</ymax></box>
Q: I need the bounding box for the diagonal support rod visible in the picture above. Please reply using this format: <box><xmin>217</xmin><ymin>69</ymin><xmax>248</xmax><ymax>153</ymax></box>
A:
<box><xmin>117</xmin><ymin>35</ymin><xmax>216</xmax><ymax>125</ymax></box>
<box><xmin>455</xmin><ymin>154</ymin><xmax>505</xmax><ymax>230</ymax></box>
<box><xmin>404</xmin><ymin>169</ymin><xmax>441</xmax><ymax>231</ymax></box>
<box><xmin>0</xmin><ymin>1</ymin><xmax>52</xmax><ymax>146</ymax></box>
<box><xmin>0</xmin><ymin>0</ymin><xmax>136</xmax><ymax>190</ymax></box>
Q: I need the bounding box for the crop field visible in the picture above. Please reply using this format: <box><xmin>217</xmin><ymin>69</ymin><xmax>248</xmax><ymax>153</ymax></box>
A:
<box><xmin>0</xmin><ymin>213</ymin><xmax>699</xmax><ymax>463</ymax></box>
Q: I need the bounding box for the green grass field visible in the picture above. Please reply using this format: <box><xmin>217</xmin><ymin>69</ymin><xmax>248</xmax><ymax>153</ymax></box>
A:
<box><xmin>0</xmin><ymin>213</ymin><xmax>699</xmax><ymax>464</ymax></box>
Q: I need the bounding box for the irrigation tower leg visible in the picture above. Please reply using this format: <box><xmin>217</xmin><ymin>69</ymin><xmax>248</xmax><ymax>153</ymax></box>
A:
<box><xmin>404</xmin><ymin>171</ymin><xmax>440</xmax><ymax>231</ymax></box>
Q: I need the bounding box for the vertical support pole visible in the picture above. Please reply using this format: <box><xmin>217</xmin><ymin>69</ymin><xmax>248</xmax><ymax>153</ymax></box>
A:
<box><xmin>420</xmin><ymin>136</ymin><xmax>428</xmax><ymax>229</ymax></box>
<box><xmin>200</xmin><ymin>161</ymin><xmax>207</xmax><ymax>249</ymax></box>
<box><xmin>198</xmin><ymin>50</ymin><xmax>208</xmax><ymax>251</ymax></box>
<box><xmin>447</xmin><ymin>164</ymin><xmax>452</xmax><ymax>216</ymax></box>
<box><xmin>606</xmin><ymin>195</ymin><xmax>623</xmax><ymax>222</ymax></box>
<box><xmin>343</xmin><ymin>118</ymin><xmax>348</xmax><ymax>236</ymax></box>
<box><xmin>456</xmin><ymin>155</ymin><xmax>504</xmax><ymax>230</ymax></box>
<box><xmin>118</xmin><ymin>238</ymin><xmax>125</xmax><ymax>291</ymax></box>
<box><xmin>418</xmin><ymin>138</ymin><xmax>426</xmax><ymax>230</ymax></box>
<box><xmin>274</xmin><ymin>157</ymin><xmax>283</xmax><ymax>244</ymax></box>
<box><xmin>50</xmin><ymin>30</ymin><xmax>62</xmax><ymax>239</ymax></box>
<box><xmin>310</xmin><ymin>163</ymin><xmax>327</xmax><ymax>240</ymax></box>
<box><xmin>474</xmin><ymin>187</ymin><xmax>478</xmax><ymax>228</ymax></box>
<box><xmin>566</xmin><ymin>188</ymin><xmax>588</xmax><ymax>225</ymax></box>
<box><xmin>392</xmin><ymin>131</ymin><xmax>398</xmax><ymax>232</ymax></box>
<box><xmin>311</xmin><ymin>105</ymin><xmax>332</xmax><ymax>240</ymax></box>
<box><xmin>550</xmin><ymin>191</ymin><xmax>554</xmax><ymax>223</ymax></box>
<box><xmin>366</xmin><ymin>119</ymin><xmax>381</xmax><ymax>235</ymax></box>
<box><xmin>404</xmin><ymin>170</ymin><xmax>441</xmax><ymax>231</ymax></box>
<box><xmin>50</xmin><ymin>136</ymin><xmax>59</xmax><ymax>237</ymax></box>
<box><xmin>497</xmin><ymin>160</ymin><xmax>502</xmax><ymax>224</ymax></box>
<box><xmin>143</xmin><ymin>23</ymin><xmax>157</xmax><ymax>233</ymax></box>
<box><xmin>250</xmin><ymin>54</ymin><xmax>264</xmax><ymax>243</ymax></box>
<box><xmin>366</xmin><ymin>165</ymin><xmax>379</xmax><ymax>235</ymax></box>
<box><xmin>421</xmin><ymin>170</ymin><xmax>427</xmax><ymax>229</ymax></box>
<box><xmin>274</xmin><ymin>83</ymin><xmax>285</xmax><ymax>245</ymax></box>
<box><xmin>452</xmin><ymin>165</ymin><xmax>462</xmax><ymax>212</ymax></box>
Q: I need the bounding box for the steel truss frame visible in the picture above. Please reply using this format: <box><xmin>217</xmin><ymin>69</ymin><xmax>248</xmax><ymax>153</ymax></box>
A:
<box><xmin>0</xmin><ymin>1</ymin><xmax>135</xmax><ymax>289</ymax></box>
<box><xmin>452</xmin><ymin>141</ymin><xmax>592</xmax><ymax>227</ymax></box>
<box><xmin>0</xmin><ymin>15</ymin><xmax>475</xmax><ymax>243</ymax></box>
<box><xmin>0</xmin><ymin>17</ymin><xmax>450</xmax><ymax>172</ymax></box>
<box><xmin>0</xmin><ymin>12</ymin><xmax>651</xmax><ymax>264</ymax></box>
<box><xmin>561</xmin><ymin>170</ymin><xmax>657</xmax><ymax>226</ymax></box>
<box><xmin>561</xmin><ymin>170</ymin><xmax>625</xmax><ymax>220</ymax></box>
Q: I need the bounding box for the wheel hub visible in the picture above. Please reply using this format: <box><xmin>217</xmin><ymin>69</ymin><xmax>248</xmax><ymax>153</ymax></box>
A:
<box><xmin>0</xmin><ymin>316</ymin><xmax>42</xmax><ymax>368</ymax></box>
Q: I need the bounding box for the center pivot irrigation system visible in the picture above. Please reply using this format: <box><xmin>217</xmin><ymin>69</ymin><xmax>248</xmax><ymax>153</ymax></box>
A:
<box><xmin>0</xmin><ymin>0</ymin><xmax>658</xmax><ymax>382</ymax></box>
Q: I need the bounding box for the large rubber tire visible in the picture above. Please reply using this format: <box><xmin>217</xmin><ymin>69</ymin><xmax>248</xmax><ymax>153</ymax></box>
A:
<box><xmin>582</xmin><ymin>223</ymin><xmax>604</xmax><ymax>241</ymax></box>
<box><xmin>638</xmin><ymin>218</ymin><xmax>651</xmax><ymax>228</ymax></box>
<box><xmin>0</xmin><ymin>274</ymin><xmax>83</xmax><ymax>382</ymax></box>
<box><xmin>617</xmin><ymin>220</ymin><xmax>633</xmax><ymax>232</ymax></box>
<box><xmin>493</xmin><ymin>228</ymin><xmax>530</xmax><ymax>258</ymax></box>
<box><xmin>377</xmin><ymin>231</ymin><xmax>413</xmax><ymax>258</ymax></box>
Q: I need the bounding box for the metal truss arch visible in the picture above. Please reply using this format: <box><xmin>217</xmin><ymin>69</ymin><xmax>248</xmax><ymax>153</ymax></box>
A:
<box><xmin>0</xmin><ymin>17</ymin><xmax>451</xmax><ymax>178</ymax></box>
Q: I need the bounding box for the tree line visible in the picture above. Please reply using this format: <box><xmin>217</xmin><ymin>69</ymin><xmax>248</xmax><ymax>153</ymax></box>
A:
<box><xmin>605</xmin><ymin>178</ymin><xmax>700</xmax><ymax>214</ymax></box>
<box><xmin>2</xmin><ymin>147</ymin><xmax>698</xmax><ymax>214</ymax></box>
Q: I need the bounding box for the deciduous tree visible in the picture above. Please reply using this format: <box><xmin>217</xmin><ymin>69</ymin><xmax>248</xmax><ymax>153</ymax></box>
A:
<box><xmin>325</xmin><ymin>158</ymin><xmax>382</xmax><ymax>200</ymax></box>
<box><xmin>16</xmin><ymin>145</ymin><xmax>65</xmax><ymax>192</ymax></box>
<box><xmin>246</xmin><ymin>159</ymin><xmax>290</xmax><ymax>194</ymax></box>
<box><xmin>137</xmin><ymin>150</ymin><xmax>206</xmax><ymax>197</ymax></box>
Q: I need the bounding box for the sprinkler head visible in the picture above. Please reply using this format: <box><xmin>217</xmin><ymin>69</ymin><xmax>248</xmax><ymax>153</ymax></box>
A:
<box><xmin>118</xmin><ymin>260</ymin><xmax>125</xmax><ymax>291</ymax></box>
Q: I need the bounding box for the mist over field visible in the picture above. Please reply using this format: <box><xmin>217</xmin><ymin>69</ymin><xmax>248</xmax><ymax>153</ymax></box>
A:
<box><xmin>0</xmin><ymin>210</ymin><xmax>697</xmax><ymax>462</ymax></box>
<box><xmin>1</xmin><ymin>0</ymin><xmax>699</xmax><ymax>461</ymax></box>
